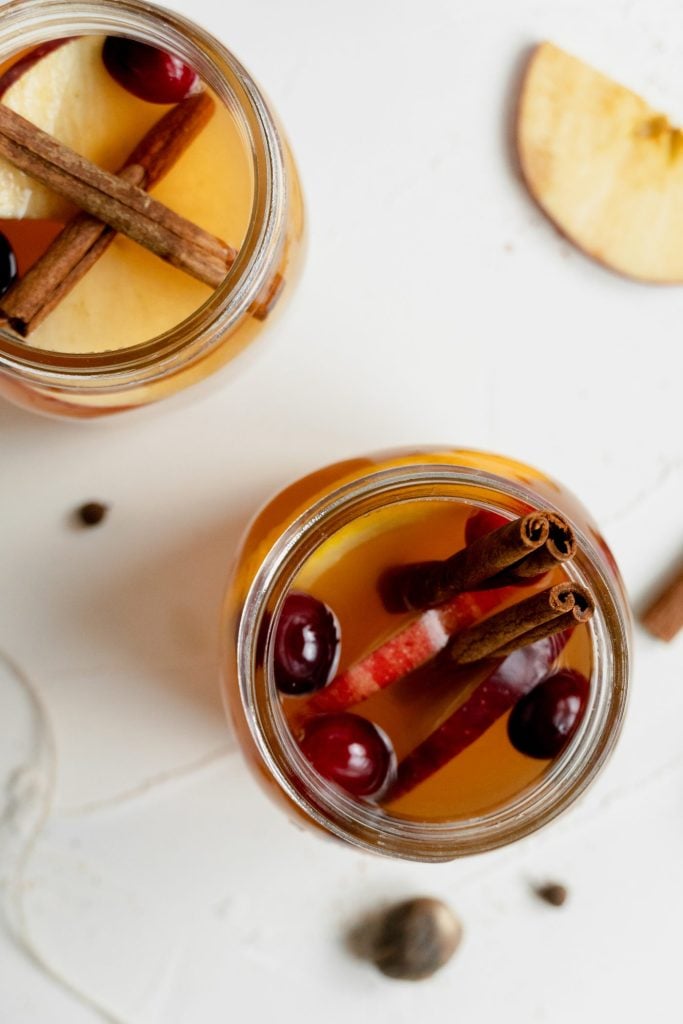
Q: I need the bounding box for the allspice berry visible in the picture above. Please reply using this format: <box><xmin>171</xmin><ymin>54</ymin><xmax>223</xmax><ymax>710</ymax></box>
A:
<box><xmin>76</xmin><ymin>501</ymin><xmax>109</xmax><ymax>527</ymax></box>
<box><xmin>535</xmin><ymin>882</ymin><xmax>568</xmax><ymax>907</ymax></box>
<box><xmin>371</xmin><ymin>897</ymin><xmax>463</xmax><ymax>981</ymax></box>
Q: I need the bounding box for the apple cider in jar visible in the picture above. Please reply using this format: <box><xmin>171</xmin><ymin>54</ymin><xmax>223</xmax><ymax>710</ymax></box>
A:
<box><xmin>0</xmin><ymin>0</ymin><xmax>303</xmax><ymax>417</ymax></box>
<box><xmin>223</xmin><ymin>449</ymin><xmax>631</xmax><ymax>861</ymax></box>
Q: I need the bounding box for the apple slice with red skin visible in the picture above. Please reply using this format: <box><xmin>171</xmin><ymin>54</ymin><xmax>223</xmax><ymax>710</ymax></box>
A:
<box><xmin>0</xmin><ymin>38</ymin><xmax>75</xmax><ymax>98</ymax></box>
<box><xmin>306</xmin><ymin>586</ymin><xmax>514</xmax><ymax>716</ymax></box>
<box><xmin>386</xmin><ymin>630</ymin><xmax>572</xmax><ymax>801</ymax></box>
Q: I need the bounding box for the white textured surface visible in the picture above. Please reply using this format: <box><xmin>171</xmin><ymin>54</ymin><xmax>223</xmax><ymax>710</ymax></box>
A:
<box><xmin>1</xmin><ymin>0</ymin><xmax>683</xmax><ymax>1020</ymax></box>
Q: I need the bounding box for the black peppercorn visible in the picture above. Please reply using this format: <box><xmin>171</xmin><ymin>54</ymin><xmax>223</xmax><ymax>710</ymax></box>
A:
<box><xmin>76</xmin><ymin>501</ymin><xmax>109</xmax><ymax>527</ymax></box>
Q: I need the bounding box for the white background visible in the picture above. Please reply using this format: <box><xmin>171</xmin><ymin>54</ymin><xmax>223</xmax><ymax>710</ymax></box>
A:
<box><xmin>1</xmin><ymin>0</ymin><xmax>683</xmax><ymax>1021</ymax></box>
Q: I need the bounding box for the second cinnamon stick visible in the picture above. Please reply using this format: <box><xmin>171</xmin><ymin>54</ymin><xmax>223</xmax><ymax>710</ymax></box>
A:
<box><xmin>447</xmin><ymin>582</ymin><xmax>594</xmax><ymax>664</ymax></box>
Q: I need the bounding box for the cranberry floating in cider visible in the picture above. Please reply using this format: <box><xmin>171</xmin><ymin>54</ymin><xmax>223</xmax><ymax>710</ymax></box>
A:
<box><xmin>274</xmin><ymin>593</ymin><xmax>340</xmax><ymax>695</ymax></box>
<box><xmin>507</xmin><ymin>669</ymin><xmax>590</xmax><ymax>759</ymax></box>
<box><xmin>300</xmin><ymin>713</ymin><xmax>395</xmax><ymax>799</ymax></box>
<box><xmin>0</xmin><ymin>232</ymin><xmax>17</xmax><ymax>297</ymax></box>
<box><xmin>102</xmin><ymin>37</ymin><xmax>199</xmax><ymax>103</ymax></box>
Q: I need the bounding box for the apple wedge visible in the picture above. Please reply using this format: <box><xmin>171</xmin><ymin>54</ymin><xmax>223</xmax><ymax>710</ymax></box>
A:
<box><xmin>518</xmin><ymin>42</ymin><xmax>683</xmax><ymax>282</ymax></box>
<box><xmin>386</xmin><ymin>629</ymin><xmax>571</xmax><ymax>802</ymax></box>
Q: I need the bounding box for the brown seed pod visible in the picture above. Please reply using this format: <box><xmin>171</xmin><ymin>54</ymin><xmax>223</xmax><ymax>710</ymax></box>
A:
<box><xmin>535</xmin><ymin>882</ymin><xmax>568</xmax><ymax>907</ymax></box>
<box><xmin>370</xmin><ymin>897</ymin><xmax>463</xmax><ymax>981</ymax></box>
<box><xmin>76</xmin><ymin>501</ymin><xmax>109</xmax><ymax>527</ymax></box>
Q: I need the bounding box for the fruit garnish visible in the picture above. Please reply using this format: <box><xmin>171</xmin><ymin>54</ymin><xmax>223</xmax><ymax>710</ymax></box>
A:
<box><xmin>507</xmin><ymin>669</ymin><xmax>589</xmax><ymax>759</ymax></box>
<box><xmin>518</xmin><ymin>42</ymin><xmax>683</xmax><ymax>282</ymax></box>
<box><xmin>0</xmin><ymin>231</ymin><xmax>17</xmax><ymax>296</ymax></box>
<box><xmin>299</xmin><ymin>712</ymin><xmax>395</xmax><ymax>798</ymax></box>
<box><xmin>0</xmin><ymin>38</ymin><xmax>75</xmax><ymax>98</ymax></box>
<box><xmin>386</xmin><ymin>630</ymin><xmax>571</xmax><ymax>801</ymax></box>
<box><xmin>102</xmin><ymin>37</ymin><xmax>199</xmax><ymax>105</ymax></box>
<box><xmin>306</xmin><ymin>587</ymin><xmax>512</xmax><ymax>716</ymax></box>
<box><xmin>274</xmin><ymin>593</ymin><xmax>340</xmax><ymax>695</ymax></box>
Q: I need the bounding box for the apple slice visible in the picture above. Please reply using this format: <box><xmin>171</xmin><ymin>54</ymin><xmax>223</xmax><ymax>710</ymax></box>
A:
<box><xmin>0</xmin><ymin>39</ymin><xmax>74</xmax><ymax>98</ymax></box>
<box><xmin>386</xmin><ymin>630</ymin><xmax>571</xmax><ymax>801</ymax></box>
<box><xmin>518</xmin><ymin>42</ymin><xmax>683</xmax><ymax>282</ymax></box>
<box><xmin>306</xmin><ymin>587</ymin><xmax>514</xmax><ymax>716</ymax></box>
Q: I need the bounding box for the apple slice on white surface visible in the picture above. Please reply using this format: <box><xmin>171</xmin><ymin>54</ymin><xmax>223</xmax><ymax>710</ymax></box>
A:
<box><xmin>518</xmin><ymin>42</ymin><xmax>683</xmax><ymax>282</ymax></box>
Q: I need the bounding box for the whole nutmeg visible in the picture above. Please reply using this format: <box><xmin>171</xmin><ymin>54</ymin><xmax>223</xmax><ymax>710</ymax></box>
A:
<box><xmin>371</xmin><ymin>897</ymin><xmax>463</xmax><ymax>981</ymax></box>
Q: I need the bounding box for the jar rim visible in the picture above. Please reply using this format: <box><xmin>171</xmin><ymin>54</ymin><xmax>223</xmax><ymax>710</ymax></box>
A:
<box><xmin>0</xmin><ymin>0</ymin><xmax>287</xmax><ymax>390</ymax></box>
<box><xmin>232</xmin><ymin>455</ymin><xmax>632</xmax><ymax>862</ymax></box>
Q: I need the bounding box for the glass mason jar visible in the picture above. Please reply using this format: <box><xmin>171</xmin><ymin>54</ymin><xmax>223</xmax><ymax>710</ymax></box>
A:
<box><xmin>222</xmin><ymin>448</ymin><xmax>631</xmax><ymax>862</ymax></box>
<box><xmin>0</xmin><ymin>0</ymin><xmax>304</xmax><ymax>418</ymax></box>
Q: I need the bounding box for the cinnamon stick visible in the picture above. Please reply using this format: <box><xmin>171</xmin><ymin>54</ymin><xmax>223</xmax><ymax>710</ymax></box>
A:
<box><xmin>447</xmin><ymin>582</ymin><xmax>594</xmax><ymax>665</ymax></box>
<box><xmin>499</xmin><ymin>512</ymin><xmax>577</xmax><ymax>582</ymax></box>
<box><xmin>0</xmin><ymin>92</ymin><xmax>217</xmax><ymax>335</ymax></box>
<box><xmin>0</xmin><ymin>101</ymin><xmax>235</xmax><ymax>289</ymax></box>
<box><xmin>380</xmin><ymin>512</ymin><xmax>551</xmax><ymax>612</ymax></box>
<box><xmin>642</xmin><ymin>561</ymin><xmax>683</xmax><ymax>641</ymax></box>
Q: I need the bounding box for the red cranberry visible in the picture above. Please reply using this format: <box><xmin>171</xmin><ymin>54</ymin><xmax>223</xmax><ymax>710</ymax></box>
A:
<box><xmin>300</xmin><ymin>713</ymin><xmax>395</xmax><ymax>798</ymax></box>
<box><xmin>274</xmin><ymin>593</ymin><xmax>340</xmax><ymax>695</ymax></box>
<box><xmin>464</xmin><ymin>508</ymin><xmax>509</xmax><ymax>546</ymax></box>
<box><xmin>0</xmin><ymin>232</ymin><xmax>17</xmax><ymax>297</ymax></box>
<box><xmin>102</xmin><ymin>37</ymin><xmax>199</xmax><ymax>104</ymax></box>
<box><xmin>507</xmin><ymin>670</ymin><xmax>589</xmax><ymax>759</ymax></box>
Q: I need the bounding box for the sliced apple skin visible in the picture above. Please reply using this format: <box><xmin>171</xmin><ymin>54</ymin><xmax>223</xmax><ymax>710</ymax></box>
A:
<box><xmin>517</xmin><ymin>42</ymin><xmax>683</xmax><ymax>283</ymax></box>
<box><xmin>0</xmin><ymin>38</ymin><xmax>75</xmax><ymax>98</ymax></box>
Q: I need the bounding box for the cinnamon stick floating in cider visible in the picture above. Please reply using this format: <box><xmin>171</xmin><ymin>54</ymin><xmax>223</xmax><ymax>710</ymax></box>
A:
<box><xmin>0</xmin><ymin>102</ymin><xmax>235</xmax><ymax>289</ymax></box>
<box><xmin>0</xmin><ymin>92</ymin><xmax>218</xmax><ymax>335</ymax></box>
<box><xmin>447</xmin><ymin>582</ymin><xmax>594</xmax><ymax>664</ymax></box>
<box><xmin>380</xmin><ymin>511</ymin><xmax>576</xmax><ymax>613</ymax></box>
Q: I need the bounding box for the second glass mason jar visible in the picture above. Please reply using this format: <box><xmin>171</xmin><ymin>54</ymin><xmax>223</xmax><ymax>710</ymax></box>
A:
<box><xmin>223</xmin><ymin>448</ymin><xmax>631</xmax><ymax>862</ymax></box>
<box><xmin>0</xmin><ymin>0</ymin><xmax>304</xmax><ymax>417</ymax></box>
